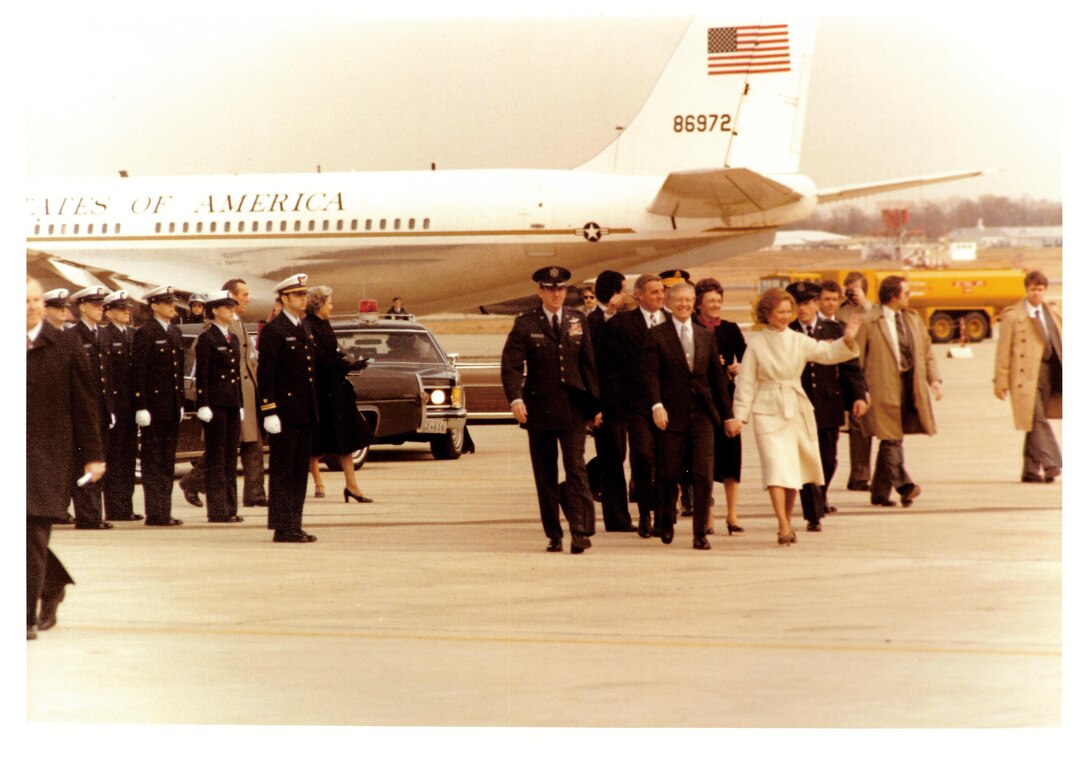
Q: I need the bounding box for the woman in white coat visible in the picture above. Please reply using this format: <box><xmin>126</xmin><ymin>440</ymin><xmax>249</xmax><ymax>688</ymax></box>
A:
<box><xmin>725</xmin><ymin>288</ymin><xmax>861</xmax><ymax>545</ymax></box>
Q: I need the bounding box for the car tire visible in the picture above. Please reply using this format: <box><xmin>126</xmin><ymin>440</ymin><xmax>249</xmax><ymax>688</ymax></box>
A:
<box><xmin>322</xmin><ymin>446</ymin><xmax>368</xmax><ymax>471</ymax></box>
<box><xmin>430</xmin><ymin>426</ymin><xmax>464</xmax><ymax>460</ymax></box>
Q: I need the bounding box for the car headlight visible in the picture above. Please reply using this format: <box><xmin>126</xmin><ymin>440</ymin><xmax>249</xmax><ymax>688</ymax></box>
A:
<box><xmin>429</xmin><ymin>389</ymin><xmax>447</xmax><ymax>406</ymax></box>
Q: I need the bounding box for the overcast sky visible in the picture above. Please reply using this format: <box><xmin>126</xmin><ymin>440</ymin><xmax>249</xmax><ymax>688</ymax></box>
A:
<box><xmin>20</xmin><ymin>8</ymin><xmax>1067</xmax><ymax>204</ymax></box>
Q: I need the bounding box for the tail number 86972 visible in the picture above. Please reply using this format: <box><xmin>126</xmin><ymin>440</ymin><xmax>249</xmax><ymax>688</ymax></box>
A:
<box><xmin>672</xmin><ymin>114</ymin><xmax>732</xmax><ymax>133</ymax></box>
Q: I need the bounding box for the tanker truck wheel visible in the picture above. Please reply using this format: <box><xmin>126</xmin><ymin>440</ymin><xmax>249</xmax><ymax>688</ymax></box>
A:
<box><xmin>964</xmin><ymin>311</ymin><xmax>990</xmax><ymax>342</ymax></box>
<box><xmin>929</xmin><ymin>312</ymin><xmax>955</xmax><ymax>343</ymax></box>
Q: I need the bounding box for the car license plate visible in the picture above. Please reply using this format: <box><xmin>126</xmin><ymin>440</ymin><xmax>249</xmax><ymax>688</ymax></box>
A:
<box><xmin>422</xmin><ymin>418</ymin><xmax>448</xmax><ymax>434</ymax></box>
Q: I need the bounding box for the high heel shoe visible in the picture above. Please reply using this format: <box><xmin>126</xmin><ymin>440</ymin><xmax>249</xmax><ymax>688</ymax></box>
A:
<box><xmin>344</xmin><ymin>488</ymin><xmax>373</xmax><ymax>503</ymax></box>
<box><xmin>777</xmin><ymin>530</ymin><xmax>797</xmax><ymax>546</ymax></box>
<box><xmin>726</xmin><ymin>522</ymin><xmax>744</xmax><ymax>535</ymax></box>
<box><xmin>314</xmin><ymin>486</ymin><xmax>325</xmax><ymax>499</ymax></box>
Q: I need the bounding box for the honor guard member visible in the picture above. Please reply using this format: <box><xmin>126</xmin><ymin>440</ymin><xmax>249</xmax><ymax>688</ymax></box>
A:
<box><xmin>195</xmin><ymin>291</ymin><xmax>245</xmax><ymax>523</ymax></box>
<box><xmin>501</xmin><ymin>266</ymin><xmax>601</xmax><ymax>554</ymax></box>
<box><xmin>43</xmin><ymin>288</ymin><xmax>73</xmax><ymax>328</ymax></box>
<box><xmin>133</xmin><ymin>286</ymin><xmax>187</xmax><ymax>526</ymax></box>
<box><xmin>101</xmin><ymin>290</ymin><xmax>143</xmax><ymax>521</ymax></box>
<box><xmin>66</xmin><ymin>286</ymin><xmax>114</xmax><ymax>530</ymax></box>
<box><xmin>183</xmin><ymin>293</ymin><xmax>207</xmax><ymax>324</ymax></box>
<box><xmin>258</xmin><ymin>274</ymin><xmax>320</xmax><ymax>543</ymax></box>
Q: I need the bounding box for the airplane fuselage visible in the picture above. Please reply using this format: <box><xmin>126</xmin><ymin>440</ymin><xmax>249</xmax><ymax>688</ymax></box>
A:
<box><xmin>27</xmin><ymin>169</ymin><xmax>817</xmax><ymax>315</ymax></box>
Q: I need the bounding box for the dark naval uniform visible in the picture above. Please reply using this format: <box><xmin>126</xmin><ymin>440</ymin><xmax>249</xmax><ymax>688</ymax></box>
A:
<box><xmin>102</xmin><ymin>321</ymin><xmax>140</xmax><ymax>520</ymax></box>
<box><xmin>133</xmin><ymin>316</ymin><xmax>187</xmax><ymax>525</ymax></box>
<box><xmin>66</xmin><ymin>320</ymin><xmax>113</xmax><ymax>528</ymax></box>
<box><xmin>258</xmin><ymin>310</ymin><xmax>319</xmax><ymax>539</ymax></box>
<box><xmin>501</xmin><ymin>300</ymin><xmax>600</xmax><ymax>550</ymax></box>
<box><xmin>790</xmin><ymin>316</ymin><xmax>867</xmax><ymax>525</ymax></box>
<box><xmin>195</xmin><ymin>323</ymin><xmax>243</xmax><ymax>522</ymax></box>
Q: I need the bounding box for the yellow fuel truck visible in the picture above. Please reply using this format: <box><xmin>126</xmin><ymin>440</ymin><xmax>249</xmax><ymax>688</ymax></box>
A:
<box><xmin>758</xmin><ymin>268</ymin><xmax>1026</xmax><ymax>343</ymax></box>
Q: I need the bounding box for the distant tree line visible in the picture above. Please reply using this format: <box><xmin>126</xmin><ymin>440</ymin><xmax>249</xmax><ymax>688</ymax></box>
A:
<box><xmin>797</xmin><ymin>196</ymin><xmax>1062</xmax><ymax>239</ymax></box>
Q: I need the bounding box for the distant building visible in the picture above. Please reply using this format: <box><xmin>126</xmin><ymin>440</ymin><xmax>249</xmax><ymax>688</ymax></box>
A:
<box><xmin>947</xmin><ymin>225</ymin><xmax>1062</xmax><ymax>249</ymax></box>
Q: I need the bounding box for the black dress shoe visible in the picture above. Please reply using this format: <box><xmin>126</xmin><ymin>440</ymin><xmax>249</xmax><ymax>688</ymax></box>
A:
<box><xmin>38</xmin><ymin>587</ymin><xmax>65</xmax><ymax>631</ymax></box>
<box><xmin>870</xmin><ymin>497</ymin><xmax>895</xmax><ymax>507</ymax></box>
<box><xmin>106</xmin><ymin>513</ymin><xmax>144</xmax><ymax>521</ymax></box>
<box><xmin>571</xmin><ymin>534</ymin><xmax>590</xmax><ymax>554</ymax></box>
<box><xmin>806</xmin><ymin>521</ymin><xmax>822</xmax><ymax>532</ymax></box>
<box><xmin>659</xmin><ymin>530</ymin><xmax>674</xmax><ymax>545</ymax></box>
<box><xmin>606</xmin><ymin>524</ymin><xmax>638</xmax><ymax>533</ymax></box>
<box><xmin>897</xmin><ymin>483</ymin><xmax>921</xmax><ymax>508</ymax></box>
<box><xmin>546</xmin><ymin>537</ymin><xmax>563</xmax><ymax>552</ymax></box>
<box><xmin>1044</xmin><ymin>467</ymin><xmax>1061</xmax><ymax>482</ymax></box>
<box><xmin>825</xmin><ymin>505</ymin><xmax>838</xmax><ymax>514</ymax></box>
<box><xmin>273</xmin><ymin>530</ymin><xmax>317</xmax><ymax>543</ymax></box>
<box><xmin>61</xmin><ymin>513</ymin><xmax>75</xmax><ymax>525</ymax></box>
<box><xmin>637</xmin><ymin>518</ymin><xmax>652</xmax><ymax>538</ymax></box>
<box><xmin>208</xmin><ymin>515</ymin><xmax>245</xmax><ymax>523</ymax></box>
<box><xmin>693</xmin><ymin>537</ymin><xmax>711</xmax><ymax>550</ymax></box>
<box><xmin>75</xmin><ymin>521</ymin><xmax>113</xmax><ymax>530</ymax></box>
<box><xmin>181</xmin><ymin>487</ymin><xmax>203</xmax><ymax>507</ymax></box>
<box><xmin>243</xmin><ymin>498</ymin><xmax>269</xmax><ymax>507</ymax></box>
<box><xmin>1021</xmin><ymin>472</ymin><xmax>1044</xmax><ymax>483</ymax></box>
<box><xmin>146</xmin><ymin>518</ymin><xmax>183</xmax><ymax>526</ymax></box>
<box><xmin>847</xmin><ymin>481</ymin><xmax>871</xmax><ymax>492</ymax></box>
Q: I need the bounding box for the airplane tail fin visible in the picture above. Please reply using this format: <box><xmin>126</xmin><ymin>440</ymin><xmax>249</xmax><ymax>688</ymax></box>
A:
<box><xmin>577</xmin><ymin>17</ymin><xmax>817</xmax><ymax>176</ymax></box>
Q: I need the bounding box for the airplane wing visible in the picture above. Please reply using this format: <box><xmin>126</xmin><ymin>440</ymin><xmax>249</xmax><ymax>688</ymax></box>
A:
<box><xmin>815</xmin><ymin>170</ymin><xmax>991</xmax><ymax>204</ymax></box>
<box><xmin>647</xmin><ymin>168</ymin><xmax>802</xmax><ymax>219</ymax></box>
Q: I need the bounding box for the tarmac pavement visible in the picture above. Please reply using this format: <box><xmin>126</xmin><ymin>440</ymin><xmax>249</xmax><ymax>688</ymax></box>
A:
<box><xmin>24</xmin><ymin>340</ymin><xmax>1066</xmax><ymax>740</ymax></box>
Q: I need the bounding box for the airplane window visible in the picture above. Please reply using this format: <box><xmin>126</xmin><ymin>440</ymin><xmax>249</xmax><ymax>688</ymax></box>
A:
<box><xmin>280</xmin><ymin>221</ymin><xmax>287</xmax><ymax>232</ymax></box>
<box><xmin>238</xmin><ymin>221</ymin><xmax>245</xmax><ymax>232</ymax></box>
<box><xmin>294</xmin><ymin>221</ymin><xmax>301</xmax><ymax>232</ymax></box>
<box><xmin>409</xmin><ymin>218</ymin><xmax>415</xmax><ymax>229</ymax></box>
<box><xmin>48</xmin><ymin>224</ymin><xmax>55</xmax><ymax>235</ymax></box>
<box><xmin>366</xmin><ymin>219</ymin><xmax>372</xmax><ymax>231</ymax></box>
<box><xmin>252</xmin><ymin>221</ymin><xmax>259</xmax><ymax>232</ymax></box>
<box><xmin>61</xmin><ymin>224</ymin><xmax>67</xmax><ymax>235</ymax></box>
<box><xmin>224</xmin><ymin>222</ymin><xmax>231</xmax><ymax>233</ymax></box>
<box><xmin>266</xmin><ymin>221</ymin><xmax>273</xmax><ymax>232</ymax></box>
<box><xmin>423</xmin><ymin>218</ymin><xmax>430</xmax><ymax>229</ymax></box>
<box><xmin>182</xmin><ymin>222</ymin><xmax>189</xmax><ymax>234</ymax></box>
<box><xmin>34</xmin><ymin>224</ymin><xmax>40</xmax><ymax>235</ymax></box>
<box><xmin>114</xmin><ymin>224</ymin><xmax>121</xmax><ymax>234</ymax></box>
<box><xmin>74</xmin><ymin>224</ymin><xmax>80</xmax><ymax>235</ymax></box>
<box><xmin>210</xmin><ymin>222</ymin><xmax>217</xmax><ymax>233</ymax></box>
<box><xmin>169</xmin><ymin>223</ymin><xmax>176</xmax><ymax>234</ymax></box>
<box><xmin>155</xmin><ymin>223</ymin><xmax>162</xmax><ymax>234</ymax></box>
<box><xmin>380</xmin><ymin>219</ymin><xmax>386</xmax><ymax>230</ymax></box>
<box><xmin>336</xmin><ymin>220</ymin><xmax>344</xmax><ymax>231</ymax></box>
<box><xmin>196</xmin><ymin>222</ymin><xmax>203</xmax><ymax>233</ymax></box>
<box><xmin>322</xmin><ymin>220</ymin><xmax>330</xmax><ymax>232</ymax></box>
<box><xmin>308</xmin><ymin>220</ymin><xmax>316</xmax><ymax>232</ymax></box>
<box><xmin>350</xmin><ymin>219</ymin><xmax>358</xmax><ymax>230</ymax></box>
<box><xmin>393</xmin><ymin>218</ymin><xmax>400</xmax><ymax>230</ymax></box>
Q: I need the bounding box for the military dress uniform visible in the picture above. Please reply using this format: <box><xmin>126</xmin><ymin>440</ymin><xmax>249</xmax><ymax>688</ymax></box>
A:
<box><xmin>195</xmin><ymin>292</ymin><xmax>245</xmax><ymax>523</ymax></box>
<box><xmin>501</xmin><ymin>266</ymin><xmax>600</xmax><ymax>553</ymax></box>
<box><xmin>101</xmin><ymin>291</ymin><xmax>142</xmax><ymax>521</ymax></box>
<box><xmin>258</xmin><ymin>275</ymin><xmax>319</xmax><ymax>542</ymax></box>
<box><xmin>133</xmin><ymin>287</ymin><xmax>187</xmax><ymax>526</ymax></box>
<box><xmin>65</xmin><ymin>287</ymin><xmax>113</xmax><ymax>529</ymax></box>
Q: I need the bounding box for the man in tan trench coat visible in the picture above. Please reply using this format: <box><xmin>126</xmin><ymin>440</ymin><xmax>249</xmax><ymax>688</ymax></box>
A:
<box><xmin>993</xmin><ymin>270</ymin><xmax>1062</xmax><ymax>482</ymax></box>
<box><xmin>854</xmin><ymin>275</ymin><xmax>942</xmax><ymax>508</ymax></box>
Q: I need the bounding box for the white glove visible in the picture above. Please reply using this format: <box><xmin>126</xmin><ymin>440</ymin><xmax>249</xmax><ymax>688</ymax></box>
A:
<box><xmin>135</xmin><ymin>410</ymin><xmax>151</xmax><ymax>427</ymax></box>
<box><xmin>197</xmin><ymin>406</ymin><xmax>213</xmax><ymax>423</ymax></box>
<box><xmin>239</xmin><ymin>408</ymin><xmax>245</xmax><ymax>421</ymax></box>
<box><xmin>263</xmin><ymin>415</ymin><xmax>282</xmax><ymax>434</ymax></box>
<box><xmin>109</xmin><ymin>413</ymin><xmax>116</xmax><ymax>429</ymax></box>
<box><xmin>180</xmin><ymin>408</ymin><xmax>185</xmax><ymax>423</ymax></box>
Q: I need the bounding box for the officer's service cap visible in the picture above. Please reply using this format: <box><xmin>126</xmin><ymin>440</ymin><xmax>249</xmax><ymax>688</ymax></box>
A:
<box><xmin>204</xmin><ymin>290</ymin><xmax>238</xmax><ymax>309</ymax></box>
<box><xmin>785</xmin><ymin>281</ymin><xmax>822</xmax><ymax>304</ymax></box>
<box><xmin>658</xmin><ymin>269</ymin><xmax>691</xmax><ymax>287</ymax></box>
<box><xmin>70</xmin><ymin>286</ymin><xmax>109</xmax><ymax>305</ymax></box>
<box><xmin>532</xmin><ymin>266</ymin><xmax>571</xmax><ymax>288</ymax></box>
<box><xmin>102</xmin><ymin>290</ymin><xmax>130</xmax><ymax>310</ymax></box>
<box><xmin>143</xmin><ymin>286</ymin><xmax>176</xmax><ymax>304</ymax></box>
<box><xmin>189</xmin><ymin>292</ymin><xmax>208</xmax><ymax>306</ymax></box>
<box><xmin>274</xmin><ymin>274</ymin><xmax>309</xmax><ymax>295</ymax></box>
<box><xmin>594</xmin><ymin>270</ymin><xmax>625</xmax><ymax>303</ymax></box>
<box><xmin>43</xmin><ymin>288</ymin><xmax>70</xmax><ymax>308</ymax></box>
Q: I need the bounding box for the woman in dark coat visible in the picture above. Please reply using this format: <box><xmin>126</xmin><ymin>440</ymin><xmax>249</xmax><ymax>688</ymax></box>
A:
<box><xmin>694</xmin><ymin>277</ymin><xmax>747</xmax><ymax>534</ymax></box>
<box><xmin>305</xmin><ymin>285</ymin><xmax>374</xmax><ymax>503</ymax></box>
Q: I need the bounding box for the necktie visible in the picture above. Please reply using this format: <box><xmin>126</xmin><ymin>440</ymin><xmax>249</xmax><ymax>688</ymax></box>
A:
<box><xmin>806</xmin><ymin>324</ymin><xmax>815</xmax><ymax>338</ymax></box>
<box><xmin>552</xmin><ymin>313</ymin><xmax>560</xmax><ymax>338</ymax></box>
<box><xmin>680</xmin><ymin>322</ymin><xmax>694</xmax><ymax>370</ymax></box>
<box><xmin>649</xmin><ymin>312</ymin><xmax>658</xmax><ymax>328</ymax></box>
<box><xmin>895</xmin><ymin>312</ymin><xmax>913</xmax><ymax>372</ymax></box>
<box><xmin>27</xmin><ymin>335</ymin><xmax>33</xmax><ymax>351</ymax></box>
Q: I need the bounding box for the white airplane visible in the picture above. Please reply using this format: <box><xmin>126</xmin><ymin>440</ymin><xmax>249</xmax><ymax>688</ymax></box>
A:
<box><xmin>26</xmin><ymin>17</ymin><xmax>982</xmax><ymax>317</ymax></box>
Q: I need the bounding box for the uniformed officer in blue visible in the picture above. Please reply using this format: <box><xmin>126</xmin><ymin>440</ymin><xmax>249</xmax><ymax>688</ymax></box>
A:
<box><xmin>43</xmin><ymin>288</ymin><xmax>73</xmax><ymax>329</ymax></box>
<box><xmin>101</xmin><ymin>290</ymin><xmax>143</xmax><ymax>521</ymax></box>
<box><xmin>501</xmin><ymin>266</ymin><xmax>601</xmax><ymax>554</ymax></box>
<box><xmin>195</xmin><ymin>290</ymin><xmax>245</xmax><ymax>524</ymax></box>
<box><xmin>258</xmin><ymin>274</ymin><xmax>320</xmax><ymax>543</ymax></box>
<box><xmin>66</xmin><ymin>286</ymin><xmax>114</xmax><ymax>530</ymax></box>
<box><xmin>133</xmin><ymin>285</ymin><xmax>187</xmax><ymax>526</ymax></box>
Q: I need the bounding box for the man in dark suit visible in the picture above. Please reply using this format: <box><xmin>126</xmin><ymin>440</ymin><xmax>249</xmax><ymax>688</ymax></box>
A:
<box><xmin>27</xmin><ymin>277</ymin><xmax>106</xmax><ymax>639</ymax></box>
<box><xmin>585</xmin><ymin>270</ymin><xmax>636</xmax><ymax>533</ymax></box>
<box><xmin>224</xmin><ymin>279</ymin><xmax>268</xmax><ymax>507</ymax></box>
<box><xmin>133</xmin><ymin>286</ymin><xmax>187</xmax><ymax>526</ymax></box>
<box><xmin>65</xmin><ymin>286</ymin><xmax>114</xmax><ymax>530</ymax></box>
<box><xmin>195</xmin><ymin>290</ymin><xmax>245</xmax><ymax>524</ymax></box>
<box><xmin>605</xmin><ymin>273</ymin><xmax>667</xmax><ymax>538</ymax></box>
<box><xmin>101</xmin><ymin>290</ymin><xmax>142</xmax><ymax>521</ymax></box>
<box><xmin>259</xmin><ymin>274</ymin><xmax>320</xmax><ymax>543</ymax></box>
<box><xmin>644</xmin><ymin>281</ymin><xmax>732</xmax><ymax>550</ymax></box>
<box><xmin>788</xmin><ymin>281</ymin><xmax>868</xmax><ymax>531</ymax></box>
<box><xmin>501</xmin><ymin>266</ymin><xmax>601</xmax><ymax>554</ymax></box>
